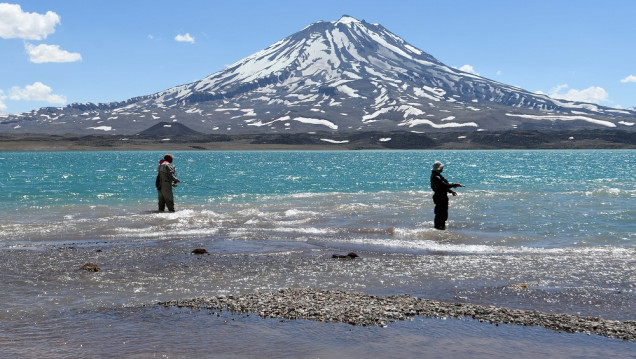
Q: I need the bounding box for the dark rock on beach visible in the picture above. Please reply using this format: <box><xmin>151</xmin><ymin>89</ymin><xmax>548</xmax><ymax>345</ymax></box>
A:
<box><xmin>332</xmin><ymin>252</ymin><xmax>359</xmax><ymax>259</ymax></box>
<box><xmin>158</xmin><ymin>288</ymin><xmax>636</xmax><ymax>342</ymax></box>
<box><xmin>191</xmin><ymin>248</ymin><xmax>209</xmax><ymax>255</ymax></box>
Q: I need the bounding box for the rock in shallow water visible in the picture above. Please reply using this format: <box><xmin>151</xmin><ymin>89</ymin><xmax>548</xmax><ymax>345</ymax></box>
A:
<box><xmin>80</xmin><ymin>263</ymin><xmax>100</xmax><ymax>272</ymax></box>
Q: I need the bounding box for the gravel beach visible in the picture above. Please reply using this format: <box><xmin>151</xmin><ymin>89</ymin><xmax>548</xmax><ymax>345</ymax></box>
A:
<box><xmin>159</xmin><ymin>287</ymin><xmax>636</xmax><ymax>342</ymax></box>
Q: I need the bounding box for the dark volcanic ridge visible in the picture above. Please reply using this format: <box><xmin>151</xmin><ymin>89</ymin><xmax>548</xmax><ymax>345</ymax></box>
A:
<box><xmin>138</xmin><ymin>122</ymin><xmax>202</xmax><ymax>136</ymax></box>
<box><xmin>1</xmin><ymin>15</ymin><xmax>635</xmax><ymax>136</ymax></box>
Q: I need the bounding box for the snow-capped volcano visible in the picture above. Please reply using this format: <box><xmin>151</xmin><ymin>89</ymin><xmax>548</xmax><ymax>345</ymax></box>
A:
<box><xmin>2</xmin><ymin>15</ymin><xmax>635</xmax><ymax>135</ymax></box>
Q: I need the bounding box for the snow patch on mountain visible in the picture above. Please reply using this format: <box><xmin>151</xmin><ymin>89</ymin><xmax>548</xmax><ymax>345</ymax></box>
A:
<box><xmin>414</xmin><ymin>87</ymin><xmax>442</xmax><ymax>101</ymax></box>
<box><xmin>505</xmin><ymin>113</ymin><xmax>616</xmax><ymax>127</ymax></box>
<box><xmin>400</xmin><ymin>119</ymin><xmax>478</xmax><ymax>128</ymax></box>
<box><xmin>363</xmin><ymin>108</ymin><xmax>391</xmax><ymax>122</ymax></box>
<box><xmin>337</xmin><ymin>85</ymin><xmax>361</xmax><ymax>98</ymax></box>
<box><xmin>606</xmin><ymin>109</ymin><xmax>632</xmax><ymax>115</ymax></box>
<box><xmin>294</xmin><ymin>117</ymin><xmax>338</xmax><ymax>130</ymax></box>
<box><xmin>88</xmin><ymin>126</ymin><xmax>112</xmax><ymax>131</ymax></box>
<box><xmin>320</xmin><ymin>138</ymin><xmax>349</xmax><ymax>144</ymax></box>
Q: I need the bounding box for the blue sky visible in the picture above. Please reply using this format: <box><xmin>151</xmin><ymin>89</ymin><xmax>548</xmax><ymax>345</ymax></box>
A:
<box><xmin>1</xmin><ymin>0</ymin><xmax>634</xmax><ymax>115</ymax></box>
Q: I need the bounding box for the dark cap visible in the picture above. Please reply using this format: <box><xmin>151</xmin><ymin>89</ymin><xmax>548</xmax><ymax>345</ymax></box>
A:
<box><xmin>432</xmin><ymin>161</ymin><xmax>444</xmax><ymax>171</ymax></box>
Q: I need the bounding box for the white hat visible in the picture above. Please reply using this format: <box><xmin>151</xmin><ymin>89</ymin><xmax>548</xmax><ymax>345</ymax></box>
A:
<box><xmin>432</xmin><ymin>161</ymin><xmax>444</xmax><ymax>171</ymax></box>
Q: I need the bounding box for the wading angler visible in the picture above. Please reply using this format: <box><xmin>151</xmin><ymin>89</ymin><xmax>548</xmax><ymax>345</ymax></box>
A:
<box><xmin>430</xmin><ymin>161</ymin><xmax>463</xmax><ymax>230</ymax></box>
<box><xmin>156</xmin><ymin>154</ymin><xmax>180</xmax><ymax>212</ymax></box>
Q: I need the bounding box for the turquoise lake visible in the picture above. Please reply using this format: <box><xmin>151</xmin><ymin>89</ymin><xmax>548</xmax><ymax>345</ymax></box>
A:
<box><xmin>1</xmin><ymin>150</ymin><xmax>634</xmax><ymax>357</ymax></box>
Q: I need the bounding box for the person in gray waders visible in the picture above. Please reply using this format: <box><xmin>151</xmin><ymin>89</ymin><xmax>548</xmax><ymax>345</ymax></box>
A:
<box><xmin>156</xmin><ymin>154</ymin><xmax>180</xmax><ymax>212</ymax></box>
<box><xmin>430</xmin><ymin>161</ymin><xmax>463</xmax><ymax>230</ymax></box>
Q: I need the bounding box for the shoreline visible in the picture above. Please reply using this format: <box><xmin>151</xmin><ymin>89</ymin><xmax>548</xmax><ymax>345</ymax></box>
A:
<box><xmin>1</xmin><ymin>129</ymin><xmax>635</xmax><ymax>150</ymax></box>
<box><xmin>159</xmin><ymin>287</ymin><xmax>636</xmax><ymax>342</ymax></box>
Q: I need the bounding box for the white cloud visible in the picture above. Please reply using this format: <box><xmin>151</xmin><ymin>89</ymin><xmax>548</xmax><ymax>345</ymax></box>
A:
<box><xmin>175</xmin><ymin>33</ymin><xmax>195</xmax><ymax>44</ymax></box>
<box><xmin>0</xmin><ymin>3</ymin><xmax>60</xmax><ymax>40</ymax></box>
<box><xmin>458</xmin><ymin>64</ymin><xmax>479</xmax><ymax>75</ymax></box>
<box><xmin>9</xmin><ymin>82</ymin><xmax>66</xmax><ymax>104</ymax></box>
<box><xmin>620</xmin><ymin>75</ymin><xmax>636</xmax><ymax>83</ymax></box>
<box><xmin>545</xmin><ymin>84</ymin><xmax>609</xmax><ymax>104</ymax></box>
<box><xmin>550</xmin><ymin>84</ymin><xmax>569</xmax><ymax>94</ymax></box>
<box><xmin>25</xmin><ymin>43</ymin><xmax>82</xmax><ymax>63</ymax></box>
<box><xmin>0</xmin><ymin>90</ymin><xmax>7</xmax><ymax>113</ymax></box>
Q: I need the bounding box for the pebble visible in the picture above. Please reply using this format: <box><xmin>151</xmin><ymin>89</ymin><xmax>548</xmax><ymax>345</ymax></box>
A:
<box><xmin>158</xmin><ymin>288</ymin><xmax>636</xmax><ymax>341</ymax></box>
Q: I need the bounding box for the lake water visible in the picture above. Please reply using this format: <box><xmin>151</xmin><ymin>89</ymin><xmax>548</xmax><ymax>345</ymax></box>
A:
<box><xmin>1</xmin><ymin>150</ymin><xmax>634</xmax><ymax>357</ymax></box>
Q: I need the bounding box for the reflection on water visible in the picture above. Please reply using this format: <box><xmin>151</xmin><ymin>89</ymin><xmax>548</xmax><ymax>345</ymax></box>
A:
<box><xmin>4</xmin><ymin>306</ymin><xmax>634</xmax><ymax>359</ymax></box>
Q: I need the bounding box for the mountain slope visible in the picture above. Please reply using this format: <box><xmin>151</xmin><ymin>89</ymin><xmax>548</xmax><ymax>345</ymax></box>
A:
<box><xmin>1</xmin><ymin>15</ymin><xmax>635</xmax><ymax>135</ymax></box>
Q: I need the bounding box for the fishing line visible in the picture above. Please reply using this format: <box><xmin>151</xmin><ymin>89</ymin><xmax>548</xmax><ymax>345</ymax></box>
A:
<box><xmin>180</xmin><ymin>181</ymin><xmax>216</xmax><ymax>190</ymax></box>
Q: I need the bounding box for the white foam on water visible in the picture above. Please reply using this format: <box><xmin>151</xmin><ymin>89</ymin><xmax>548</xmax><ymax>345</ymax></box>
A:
<box><xmin>343</xmin><ymin>236</ymin><xmax>635</xmax><ymax>256</ymax></box>
<box><xmin>583</xmin><ymin>187</ymin><xmax>627</xmax><ymax>197</ymax></box>
<box><xmin>262</xmin><ymin>226</ymin><xmax>336</xmax><ymax>235</ymax></box>
<box><xmin>284</xmin><ymin>208</ymin><xmax>319</xmax><ymax>217</ymax></box>
<box><xmin>112</xmin><ymin>226</ymin><xmax>220</xmax><ymax>239</ymax></box>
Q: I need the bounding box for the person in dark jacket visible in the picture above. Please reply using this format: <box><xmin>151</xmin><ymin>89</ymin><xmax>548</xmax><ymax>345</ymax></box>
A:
<box><xmin>430</xmin><ymin>161</ymin><xmax>463</xmax><ymax>230</ymax></box>
<box><xmin>156</xmin><ymin>154</ymin><xmax>180</xmax><ymax>212</ymax></box>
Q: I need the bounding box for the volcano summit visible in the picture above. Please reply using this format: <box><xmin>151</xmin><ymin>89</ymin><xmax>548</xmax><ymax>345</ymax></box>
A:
<box><xmin>2</xmin><ymin>15</ymin><xmax>635</xmax><ymax>135</ymax></box>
